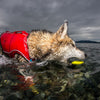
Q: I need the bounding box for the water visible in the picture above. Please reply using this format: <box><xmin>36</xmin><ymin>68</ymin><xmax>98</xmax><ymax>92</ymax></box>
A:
<box><xmin>77</xmin><ymin>43</ymin><xmax>100</xmax><ymax>72</ymax></box>
<box><xmin>0</xmin><ymin>43</ymin><xmax>100</xmax><ymax>100</ymax></box>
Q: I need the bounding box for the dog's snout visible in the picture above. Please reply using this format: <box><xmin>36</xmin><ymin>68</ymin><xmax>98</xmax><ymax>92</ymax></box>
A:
<box><xmin>85</xmin><ymin>53</ymin><xmax>87</xmax><ymax>57</ymax></box>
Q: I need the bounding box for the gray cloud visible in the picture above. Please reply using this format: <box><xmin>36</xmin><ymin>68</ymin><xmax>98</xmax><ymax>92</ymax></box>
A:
<box><xmin>0</xmin><ymin>0</ymin><xmax>100</xmax><ymax>41</ymax></box>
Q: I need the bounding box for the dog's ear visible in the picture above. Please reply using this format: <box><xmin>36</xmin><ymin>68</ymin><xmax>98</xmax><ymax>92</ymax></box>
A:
<box><xmin>56</xmin><ymin>20</ymin><xmax>68</xmax><ymax>39</ymax></box>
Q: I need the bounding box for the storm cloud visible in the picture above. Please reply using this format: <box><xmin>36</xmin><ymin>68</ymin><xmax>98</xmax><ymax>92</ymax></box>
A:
<box><xmin>0</xmin><ymin>0</ymin><xmax>100</xmax><ymax>41</ymax></box>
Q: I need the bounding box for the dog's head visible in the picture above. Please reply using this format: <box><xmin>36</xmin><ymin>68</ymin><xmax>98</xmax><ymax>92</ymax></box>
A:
<box><xmin>45</xmin><ymin>21</ymin><xmax>86</xmax><ymax>63</ymax></box>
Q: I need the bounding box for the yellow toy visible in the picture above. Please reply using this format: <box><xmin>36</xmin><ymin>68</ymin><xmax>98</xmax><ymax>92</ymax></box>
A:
<box><xmin>72</xmin><ymin>61</ymin><xmax>84</xmax><ymax>65</ymax></box>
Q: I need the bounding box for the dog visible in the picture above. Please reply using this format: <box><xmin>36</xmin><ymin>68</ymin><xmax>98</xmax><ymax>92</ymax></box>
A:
<box><xmin>0</xmin><ymin>21</ymin><xmax>86</xmax><ymax>64</ymax></box>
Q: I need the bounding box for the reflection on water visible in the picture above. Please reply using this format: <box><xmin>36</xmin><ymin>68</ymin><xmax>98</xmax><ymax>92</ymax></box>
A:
<box><xmin>0</xmin><ymin>43</ymin><xmax>100</xmax><ymax>100</ymax></box>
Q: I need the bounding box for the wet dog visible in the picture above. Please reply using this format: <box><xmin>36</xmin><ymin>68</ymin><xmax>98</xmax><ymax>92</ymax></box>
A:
<box><xmin>0</xmin><ymin>21</ymin><xmax>86</xmax><ymax>64</ymax></box>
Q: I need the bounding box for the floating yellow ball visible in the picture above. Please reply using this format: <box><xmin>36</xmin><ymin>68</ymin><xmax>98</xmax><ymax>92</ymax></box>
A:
<box><xmin>72</xmin><ymin>61</ymin><xmax>84</xmax><ymax>65</ymax></box>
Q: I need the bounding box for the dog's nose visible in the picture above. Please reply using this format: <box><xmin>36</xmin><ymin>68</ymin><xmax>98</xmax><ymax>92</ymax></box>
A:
<box><xmin>85</xmin><ymin>53</ymin><xmax>87</xmax><ymax>57</ymax></box>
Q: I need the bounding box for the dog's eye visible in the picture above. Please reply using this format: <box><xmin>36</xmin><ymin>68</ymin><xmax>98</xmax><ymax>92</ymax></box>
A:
<box><xmin>72</xmin><ymin>44</ymin><xmax>75</xmax><ymax>47</ymax></box>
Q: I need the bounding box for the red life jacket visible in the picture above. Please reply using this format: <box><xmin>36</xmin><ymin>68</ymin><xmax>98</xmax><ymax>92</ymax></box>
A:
<box><xmin>0</xmin><ymin>31</ymin><xmax>34</xmax><ymax>62</ymax></box>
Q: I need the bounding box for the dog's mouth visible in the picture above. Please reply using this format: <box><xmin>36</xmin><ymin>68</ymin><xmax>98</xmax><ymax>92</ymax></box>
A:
<box><xmin>67</xmin><ymin>57</ymin><xmax>85</xmax><ymax>65</ymax></box>
<box><xmin>67</xmin><ymin>52</ymin><xmax>87</xmax><ymax>64</ymax></box>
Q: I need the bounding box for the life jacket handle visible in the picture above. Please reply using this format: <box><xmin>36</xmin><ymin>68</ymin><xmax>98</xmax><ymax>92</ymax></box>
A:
<box><xmin>14</xmin><ymin>31</ymin><xmax>28</xmax><ymax>35</ymax></box>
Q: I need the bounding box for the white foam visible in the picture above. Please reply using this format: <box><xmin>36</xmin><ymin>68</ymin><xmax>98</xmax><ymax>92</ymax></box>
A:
<box><xmin>0</xmin><ymin>55</ymin><xmax>12</xmax><ymax>65</ymax></box>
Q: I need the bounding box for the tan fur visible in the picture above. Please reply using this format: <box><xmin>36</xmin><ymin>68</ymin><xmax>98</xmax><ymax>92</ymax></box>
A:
<box><xmin>26</xmin><ymin>21</ymin><xmax>85</xmax><ymax>63</ymax></box>
<box><xmin>27</xmin><ymin>29</ymin><xmax>74</xmax><ymax>61</ymax></box>
<box><xmin>27</xmin><ymin>31</ymin><xmax>53</xmax><ymax>60</ymax></box>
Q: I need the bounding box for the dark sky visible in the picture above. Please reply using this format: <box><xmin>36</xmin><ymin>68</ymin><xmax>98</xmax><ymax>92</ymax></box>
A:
<box><xmin>0</xmin><ymin>0</ymin><xmax>100</xmax><ymax>41</ymax></box>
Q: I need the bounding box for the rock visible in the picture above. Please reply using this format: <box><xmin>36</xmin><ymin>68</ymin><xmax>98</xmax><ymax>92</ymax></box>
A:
<box><xmin>0</xmin><ymin>96</ymin><xmax>4</xmax><ymax>100</ymax></box>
